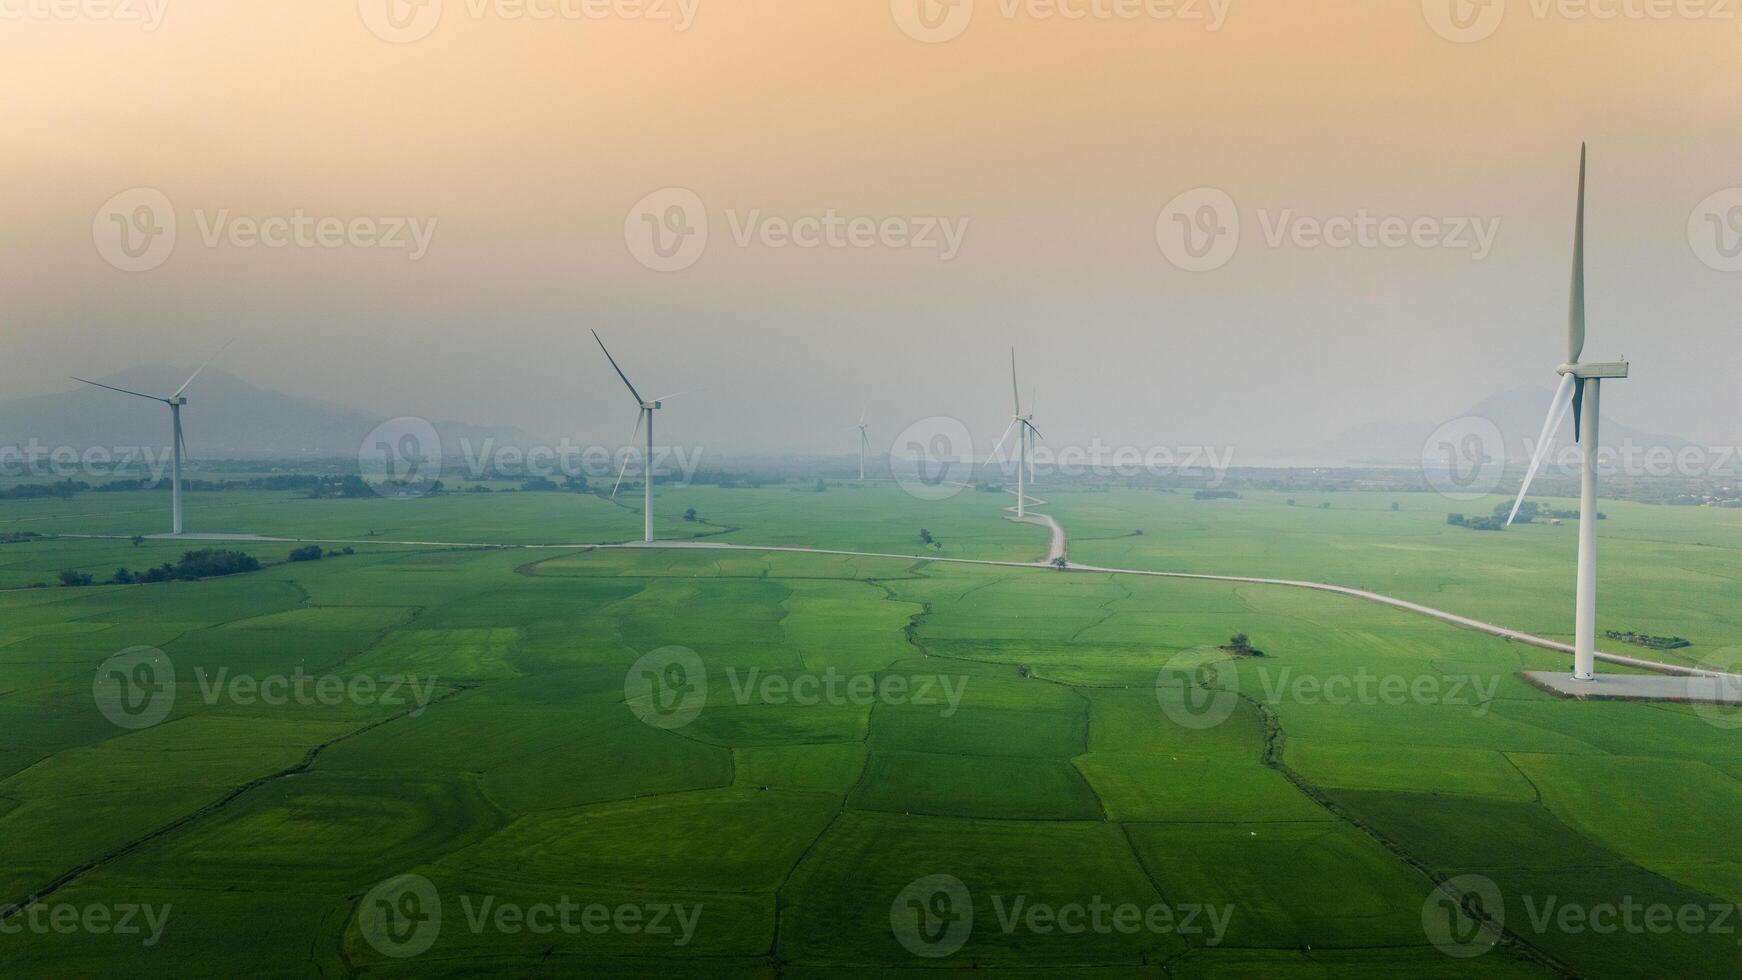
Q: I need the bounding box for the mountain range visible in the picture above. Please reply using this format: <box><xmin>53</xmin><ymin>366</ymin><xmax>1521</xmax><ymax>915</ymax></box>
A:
<box><xmin>0</xmin><ymin>367</ymin><xmax>546</xmax><ymax>460</ymax></box>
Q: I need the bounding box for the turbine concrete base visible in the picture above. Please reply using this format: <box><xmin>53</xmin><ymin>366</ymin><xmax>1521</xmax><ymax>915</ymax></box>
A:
<box><xmin>1522</xmin><ymin>671</ymin><xmax>1742</xmax><ymax>706</ymax></box>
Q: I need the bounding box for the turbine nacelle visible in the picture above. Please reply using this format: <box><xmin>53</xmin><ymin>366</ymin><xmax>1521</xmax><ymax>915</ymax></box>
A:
<box><xmin>1557</xmin><ymin>362</ymin><xmax>1630</xmax><ymax>380</ymax></box>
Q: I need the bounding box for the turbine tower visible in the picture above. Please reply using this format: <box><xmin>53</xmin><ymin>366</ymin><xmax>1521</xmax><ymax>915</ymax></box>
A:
<box><xmin>986</xmin><ymin>349</ymin><xmax>1042</xmax><ymax>518</ymax></box>
<box><xmin>1505</xmin><ymin>144</ymin><xmax>1630</xmax><ymax>683</ymax></box>
<box><xmin>594</xmin><ymin>330</ymin><xmax>674</xmax><ymax>544</ymax></box>
<box><xmin>73</xmin><ymin>344</ymin><xmax>230</xmax><ymax>537</ymax></box>
<box><xmin>856</xmin><ymin>410</ymin><xmax>870</xmax><ymax>481</ymax></box>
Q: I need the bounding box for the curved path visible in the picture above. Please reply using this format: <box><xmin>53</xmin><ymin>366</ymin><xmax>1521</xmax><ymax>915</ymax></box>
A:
<box><xmin>72</xmin><ymin>505</ymin><xmax>1735</xmax><ymax>680</ymax></box>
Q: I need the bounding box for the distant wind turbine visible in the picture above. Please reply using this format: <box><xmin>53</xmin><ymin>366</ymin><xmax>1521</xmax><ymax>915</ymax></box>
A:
<box><xmin>1504</xmin><ymin>144</ymin><xmax>1630</xmax><ymax>684</ymax></box>
<box><xmin>72</xmin><ymin>341</ymin><xmax>232</xmax><ymax>536</ymax></box>
<box><xmin>986</xmin><ymin>349</ymin><xmax>1042</xmax><ymax>518</ymax></box>
<box><xmin>594</xmin><ymin>330</ymin><xmax>676</xmax><ymax>544</ymax></box>
<box><xmin>855</xmin><ymin>410</ymin><xmax>870</xmax><ymax>481</ymax></box>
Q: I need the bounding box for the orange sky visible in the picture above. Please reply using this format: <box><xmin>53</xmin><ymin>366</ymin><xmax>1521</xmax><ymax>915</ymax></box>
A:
<box><xmin>2</xmin><ymin>0</ymin><xmax>1739</xmax><ymax>452</ymax></box>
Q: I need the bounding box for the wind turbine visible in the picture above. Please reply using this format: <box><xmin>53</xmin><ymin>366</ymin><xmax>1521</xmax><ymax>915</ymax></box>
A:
<box><xmin>593</xmin><ymin>330</ymin><xmax>674</xmax><ymax>544</ymax></box>
<box><xmin>72</xmin><ymin>342</ymin><xmax>231</xmax><ymax>537</ymax></box>
<box><xmin>855</xmin><ymin>410</ymin><xmax>870</xmax><ymax>481</ymax></box>
<box><xmin>986</xmin><ymin>349</ymin><xmax>1041</xmax><ymax>518</ymax></box>
<box><xmin>1504</xmin><ymin>144</ymin><xmax>1630</xmax><ymax>684</ymax></box>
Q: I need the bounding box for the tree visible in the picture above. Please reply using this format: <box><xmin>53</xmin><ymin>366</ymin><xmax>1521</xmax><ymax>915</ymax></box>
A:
<box><xmin>1496</xmin><ymin>500</ymin><xmax>1540</xmax><ymax>524</ymax></box>
<box><xmin>919</xmin><ymin>529</ymin><xmax>934</xmax><ymax>546</ymax></box>
<box><xmin>1228</xmin><ymin>633</ymin><xmax>1253</xmax><ymax>655</ymax></box>
<box><xmin>58</xmin><ymin>570</ymin><xmax>93</xmax><ymax>587</ymax></box>
<box><xmin>114</xmin><ymin>568</ymin><xmax>134</xmax><ymax>584</ymax></box>
<box><xmin>683</xmin><ymin>508</ymin><xmax>698</xmax><ymax>522</ymax></box>
<box><xmin>1391</xmin><ymin>502</ymin><xmax>1401</xmax><ymax>512</ymax></box>
<box><xmin>130</xmin><ymin>535</ymin><xmax>145</xmax><ymax>547</ymax></box>
<box><xmin>288</xmin><ymin>545</ymin><xmax>325</xmax><ymax>562</ymax></box>
<box><xmin>1447</xmin><ymin>513</ymin><xmax>1467</xmax><ymax>526</ymax></box>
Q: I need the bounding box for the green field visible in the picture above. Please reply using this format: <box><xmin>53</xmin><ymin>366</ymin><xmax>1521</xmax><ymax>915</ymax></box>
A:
<box><xmin>1</xmin><ymin>483</ymin><xmax>1738</xmax><ymax>976</ymax></box>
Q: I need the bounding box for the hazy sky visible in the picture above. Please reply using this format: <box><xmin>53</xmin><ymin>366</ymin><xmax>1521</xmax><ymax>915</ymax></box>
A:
<box><xmin>3</xmin><ymin>0</ymin><xmax>1739</xmax><ymax>460</ymax></box>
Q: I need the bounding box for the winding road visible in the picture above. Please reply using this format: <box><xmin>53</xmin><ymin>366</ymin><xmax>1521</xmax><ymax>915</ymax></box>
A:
<box><xmin>71</xmin><ymin>497</ymin><xmax>1736</xmax><ymax>681</ymax></box>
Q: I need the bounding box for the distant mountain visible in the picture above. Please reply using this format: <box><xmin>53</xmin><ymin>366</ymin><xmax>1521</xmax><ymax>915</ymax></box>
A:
<box><xmin>1329</xmin><ymin>384</ymin><xmax>1691</xmax><ymax>467</ymax></box>
<box><xmin>0</xmin><ymin>367</ymin><xmax>547</xmax><ymax>460</ymax></box>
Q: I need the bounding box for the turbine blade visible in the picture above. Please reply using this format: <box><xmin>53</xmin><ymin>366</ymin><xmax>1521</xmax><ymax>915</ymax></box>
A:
<box><xmin>1010</xmin><ymin>348</ymin><xmax>1021</xmax><ymax>415</ymax></box>
<box><xmin>1023</xmin><ymin>420</ymin><xmax>1044</xmax><ymax>443</ymax></box>
<box><xmin>1572</xmin><ymin>377</ymin><xmax>1585</xmax><ymax>444</ymax></box>
<box><xmin>72</xmin><ymin>377</ymin><xmax>166</xmax><ymax>403</ymax></box>
<box><xmin>1569</xmin><ymin>144</ymin><xmax>1587</xmax><ymax>365</ymax></box>
<box><xmin>174</xmin><ymin>338</ymin><xmax>235</xmax><ymax>398</ymax></box>
<box><xmin>592</xmin><ymin>330</ymin><xmax>646</xmax><ymax>404</ymax></box>
<box><xmin>651</xmin><ymin>392</ymin><xmax>683</xmax><ymax>404</ymax></box>
<box><xmin>984</xmin><ymin>418</ymin><xmax>1019</xmax><ymax>468</ymax></box>
<box><xmin>611</xmin><ymin>411</ymin><xmax>646</xmax><ymax>499</ymax></box>
<box><xmin>1507</xmin><ymin>374</ymin><xmax>1578</xmax><ymax>526</ymax></box>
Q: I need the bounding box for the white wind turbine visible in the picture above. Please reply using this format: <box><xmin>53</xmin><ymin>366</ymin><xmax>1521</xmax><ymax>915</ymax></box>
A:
<box><xmin>1505</xmin><ymin>144</ymin><xmax>1630</xmax><ymax>683</ymax></box>
<box><xmin>855</xmin><ymin>410</ymin><xmax>870</xmax><ymax>481</ymax></box>
<box><xmin>72</xmin><ymin>341</ymin><xmax>232</xmax><ymax>537</ymax></box>
<box><xmin>593</xmin><ymin>330</ymin><xmax>677</xmax><ymax>544</ymax></box>
<box><xmin>986</xmin><ymin>349</ymin><xmax>1042</xmax><ymax>518</ymax></box>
